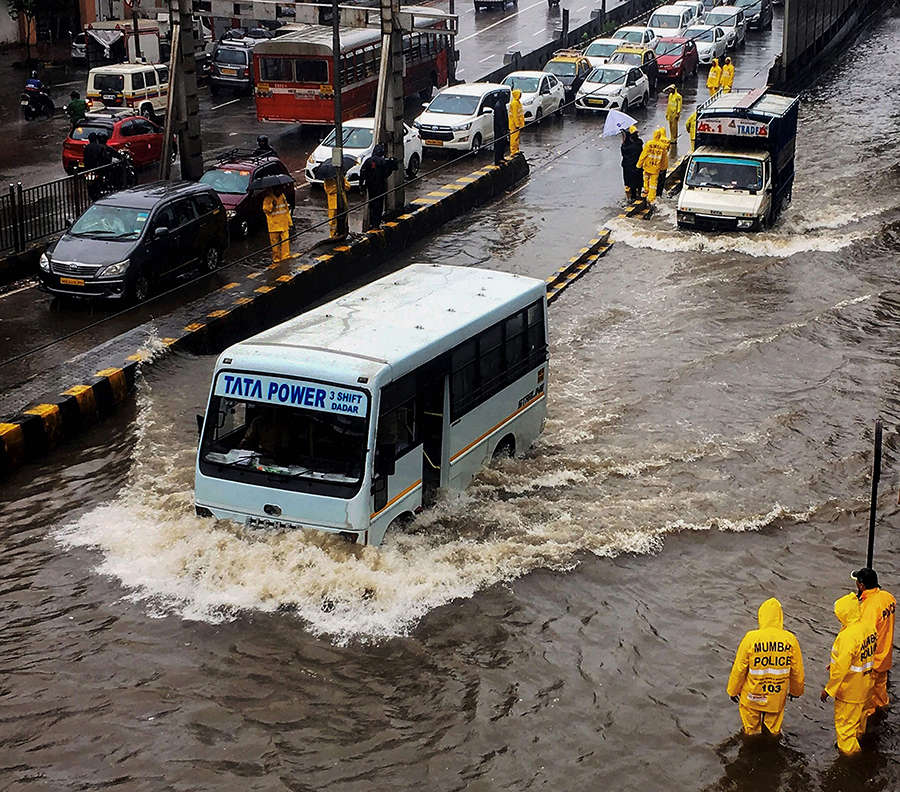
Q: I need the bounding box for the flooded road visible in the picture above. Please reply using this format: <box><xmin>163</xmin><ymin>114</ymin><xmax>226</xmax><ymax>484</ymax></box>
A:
<box><xmin>3</xmin><ymin>9</ymin><xmax>900</xmax><ymax>792</ymax></box>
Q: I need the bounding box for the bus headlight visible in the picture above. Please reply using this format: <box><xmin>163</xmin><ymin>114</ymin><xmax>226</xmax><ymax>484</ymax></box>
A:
<box><xmin>736</xmin><ymin>218</ymin><xmax>754</xmax><ymax>229</ymax></box>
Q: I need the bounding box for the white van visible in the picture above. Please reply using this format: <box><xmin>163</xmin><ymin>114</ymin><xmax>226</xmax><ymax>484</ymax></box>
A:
<box><xmin>646</xmin><ymin>4</ymin><xmax>695</xmax><ymax>38</ymax></box>
<box><xmin>86</xmin><ymin>63</ymin><xmax>170</xmax><ymax>119</ymax></box>
<box><xmin>194</xmin><ymin>263</ymin><xmax>549</xmax><ymax>547</ymax></box>
<box><xmin>413</xmin><ymin>83</ymin><xmax>511</xmax><ymax>154</ymax></box>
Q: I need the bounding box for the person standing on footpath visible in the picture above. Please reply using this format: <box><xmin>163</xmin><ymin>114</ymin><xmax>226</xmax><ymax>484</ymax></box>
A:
<box><xmin>707</xmin><ymin>58</ymin><xmax>722</xmax><ymax>97</ymax></box>
<box><xmin>620</xmin><ymin>126</ymin><xmax>643</xmax><ymax>203</ymax></box>
<box><xmin>853</xmin><ymin>568</ymin><xmax>895</xmax><ymax>717</ymax></box>
<box><xmin>727</xmin><ymin>598</ymin><xmax>805</xmax><ymax>737</ymax></box>
<box><xmin>262</xmin><ymin>188</ymin><xmax>293</xmax><ymax>263</ymax></box>
<box><xmin>508</xmin><ymin>89</ymin><xmax>525</xmax><ymax>156</ymax></box>
<box><xmin>821</xmin><ymin>593</ymin><xmax>878</xmax><ymax>755</ymax></box>
<box><xmin>359</xmin><ymin>143</ymin><xmax>398</xmax><ymax>230</ymax></box>
<box><xmin>492</xmin><ymin>93</ymin><xmax>509</xmax><ymax>165</ymax></box>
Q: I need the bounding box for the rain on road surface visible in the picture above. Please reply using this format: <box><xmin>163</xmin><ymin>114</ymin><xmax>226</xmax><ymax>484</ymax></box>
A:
<box><xmin>3</xmin><ymin>7</ymin><xmax>900</xmax><ymax>792</ymax></box>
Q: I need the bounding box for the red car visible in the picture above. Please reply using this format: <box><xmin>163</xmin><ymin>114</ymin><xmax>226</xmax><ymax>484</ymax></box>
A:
<box><xmin>654</xmin><ymin>37</ymin><xmax>699</xmax><ymax>82</ymax></box>
<box><xmin>63</xmin><ymin>109</ymin><xmax>165</xmax><ymax>174</ymax></box>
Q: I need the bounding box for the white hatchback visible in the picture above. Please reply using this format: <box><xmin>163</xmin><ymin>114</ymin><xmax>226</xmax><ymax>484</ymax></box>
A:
<box><xmin>611</xmin><ymin>25</ymin><xmax>658</xmax><ymax>47</ymax></box>
<box><xmin>575</xmin><ymin>63</ymin><xmax>649</xmax><ymax>114</ymax></box>
<box><xmin>684</xmin><ymin>24</ymin><xmax>728</xmax><ymax>63</ymax></box>
<box><xmin>502</xmin><ymin>71</ymin><xmax>565</xmax><ymax>122</ymax></box>
<box><xmin>582</xmin><ymin>37</ymin><xmax>622</xmax><ymax>68</ymax></box>
<box><xmin>414</xmin><ymin>83</ymin><xmax>511</xmax><ymax>153</ymax></box>
<box><xmin>305</xmin><ymin>118</ymin><xmax>423</xmax><ymax>187</ymax></box>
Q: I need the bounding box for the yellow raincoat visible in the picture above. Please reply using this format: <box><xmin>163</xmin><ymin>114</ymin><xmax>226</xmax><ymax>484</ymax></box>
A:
<box><xmin>860</xmin><ymin>586</ymin><xmax>896</xmax><ymax>713</ymax></box>
<box><xmin>721</xmin><ymin>58</ymin><xmax>735</xmax><ymax>92</ymax></box>
<box><xmin>824</xmin><ymin>593</ymin><xmax>877</xmax><ymax>755</ymax></box>
<box><xmin>636</xmin><ymin>128</ymin><xmax>669</xmax><ymax>203</ymax></box>
<box><xmin>685</xmin><ymin>110</ymin><xmax>697</xmax><ymax>151</ymax></box>
<box><xmin>262</xmin><ymin>191</ymin><xmax>292</xmax><ymax>262</ymax></box>
<box><xmin>727</xmin><ymin>598</ymin><xmax>804</xmax><ymax>736</ymax></box>
<box><xmin>707</xmin><ymin>59</ymin><xmax>722</xmax><ymax>97</ymax></box>
<box><xmin>508</xmin><ymin>88</ymin><xmax>525</xmax><ymax>156</ymax></box>
<box><xmin>665</xmin><ymin>87</ymin><xmax>682</xmax><ymax>142</ymax></box>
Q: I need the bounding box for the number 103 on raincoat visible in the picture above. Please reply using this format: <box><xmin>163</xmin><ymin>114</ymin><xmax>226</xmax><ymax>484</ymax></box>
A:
<box><xmin>727</xmin><ymin>598</ymin><xmax>805</xmax><ymax>734</ymax></box>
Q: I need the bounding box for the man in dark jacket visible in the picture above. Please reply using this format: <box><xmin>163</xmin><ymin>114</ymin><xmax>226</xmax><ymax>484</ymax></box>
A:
<box><xmin>83</xmin><ymin>133</ymin><xmax>106</xmax><ymax>170</ymax></box>
<box><xmin>359</xmin><ymin>143</ymin><xmax>398</xmax><ymax>229</ymax></box>
<box><xmin>492</xmin><ymin>93</ymin><xmax>509</xmax><ymax>165</ymax></box>
<box><xmin>620</xmin><ymin>126</ymin><xmax>643</xmax><ymax>203</ymax></box>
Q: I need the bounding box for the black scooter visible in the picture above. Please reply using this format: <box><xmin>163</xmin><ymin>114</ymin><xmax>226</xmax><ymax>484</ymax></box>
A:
<box><xmin>20</xmin><ymin>86</ymin><xmax>54</xmax><ymax>120</ymax></box>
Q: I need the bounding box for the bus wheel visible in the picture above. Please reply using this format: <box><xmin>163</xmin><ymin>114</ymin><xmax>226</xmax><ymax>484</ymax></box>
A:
<box><xmin>493</xmin><ymin>435</ymin><xmax>515</xmax><ymax>459</ymax></box>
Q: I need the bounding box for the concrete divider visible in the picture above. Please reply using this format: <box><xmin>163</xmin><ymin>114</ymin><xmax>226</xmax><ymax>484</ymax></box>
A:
<box><xmin>0</xmin><ymin>153</ymin><xmax>529</xmax><ymax>478</ymax></box>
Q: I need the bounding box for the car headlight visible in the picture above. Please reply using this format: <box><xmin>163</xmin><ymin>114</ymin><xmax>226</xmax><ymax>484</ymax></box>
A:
<box><xmin>413</xmin><ymin>120</ymin><xmax>422</xmax><ymax>129</ymax></box>
<box><xmin>226</xmin><ymin>210</ymin><xmax>236</xmax><ymax>219</ymax></box>
<box><xmin>97</xmin><ymin>258</ymin><xmax>129</xmax><ymax>278</ymax></box>
<box><xmin>306</xmin><ymin>155</ymin><xmax>315</xmax><ymax>166</ymax></box>
<box><xmin>452</xmin><ymin>121</ymin><xmax>472</xmax><ymax>131</ymax></box>
<box><xmin>39</xmin><ymin>252</ymin><xmax>50</xmax><ymax>272</ymax></box>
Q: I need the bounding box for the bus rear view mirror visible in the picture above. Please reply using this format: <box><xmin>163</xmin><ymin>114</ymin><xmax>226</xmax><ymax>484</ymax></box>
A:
<box><xmin>196</xmin><ymin>413</ymin><xmax>204</xmax><ymax>440</ymax></box>
<box><xmin>374</xmin><ymin>444</ymin><xmax>396</xmax><ymax>477</ymax></box>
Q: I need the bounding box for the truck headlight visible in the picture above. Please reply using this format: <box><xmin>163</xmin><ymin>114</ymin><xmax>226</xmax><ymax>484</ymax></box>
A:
<box><xmin>737</xmin><ymin>218</ymin><xmax>754</xmax><ymax>229</ymax></box>
<box><xmin>98</xmin><ymin>258</ymin><xmax>129</xmax><ymax>278</ymax></box>
<box><xmin>226</xmin><ymin>210</ymin><xmax>236</xmax><ymax>219</ymax></box>
<box><xmin>39</xmin><ymin>252</ymin><xmax>51</xmax><ymax>272</ymax></box>
<box><xmin>677</xmin><ymin>211</ymin><xmax>695</xmax><ymax>225</ymax></box>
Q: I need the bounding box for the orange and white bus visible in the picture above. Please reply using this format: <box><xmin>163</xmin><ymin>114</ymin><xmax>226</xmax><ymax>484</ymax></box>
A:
<box><xmin>253</xmin><ymin>8</ymin><xmax>456</xmax><ymax>125</ymax></box>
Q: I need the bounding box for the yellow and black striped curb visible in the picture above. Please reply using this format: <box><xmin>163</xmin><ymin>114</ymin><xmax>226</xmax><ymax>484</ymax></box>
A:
<box><xmin>546</xmin><ymin>229</ymin><xmax>614</xmax><ymax>305</ymax></box>
<box><xmin>0</xmin><ymin>154</ymin><xmax>531</xmax><ymax>478</ymax></box>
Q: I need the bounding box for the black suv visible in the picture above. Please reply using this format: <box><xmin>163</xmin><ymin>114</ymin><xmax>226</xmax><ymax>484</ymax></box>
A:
<box><xmin>38</xmin><ymin>182</ymin><xmax>228</xmax><ymax>303</ymax></box>
<box><xmin>209</xmin><ymin>40</ymin><xmax>256</xmax><ymax>94</ymax></box>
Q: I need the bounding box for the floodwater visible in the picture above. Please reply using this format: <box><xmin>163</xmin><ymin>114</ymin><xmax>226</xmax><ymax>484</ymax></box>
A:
<box><xmin>3</xmin><ymin>9</ymin><xmax>900</xmax><ymax>792</ymax></box>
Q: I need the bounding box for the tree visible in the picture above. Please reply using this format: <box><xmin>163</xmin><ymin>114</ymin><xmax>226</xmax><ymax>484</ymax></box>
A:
<box><xmin>7</xmin><ymin>0</ymin><xmax>38</xmax><ymax>63</ymax></box>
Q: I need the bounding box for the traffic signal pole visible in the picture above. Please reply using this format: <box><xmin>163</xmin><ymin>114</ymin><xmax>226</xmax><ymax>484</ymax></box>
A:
<box><xmin>331</xmin><ymin>0</ymin><xmax>349</xmax><ymax>237</ymax></box>
<box><xmin>375</xmin><ymin>0</ymin><xmax>406</xmax><ymax>214</ymax></box>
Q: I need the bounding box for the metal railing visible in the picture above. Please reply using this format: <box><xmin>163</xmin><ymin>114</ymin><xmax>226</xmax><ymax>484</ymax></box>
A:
<box><xmin>1</xmin><ymin>164</ymin><xmax>119</xmax><ymax>256</ymax></box>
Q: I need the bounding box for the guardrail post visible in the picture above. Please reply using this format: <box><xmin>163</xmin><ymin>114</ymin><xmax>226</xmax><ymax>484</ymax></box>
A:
<box><xmin>14</xmin><ymin>182</ymin><xmax>24</xmax><ymax>253</ymax></box>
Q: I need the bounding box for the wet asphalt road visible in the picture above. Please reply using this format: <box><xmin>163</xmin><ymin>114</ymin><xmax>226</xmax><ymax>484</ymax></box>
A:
<box><xmin>7</xmin><ymin>7</ymin><xmax>900</xmax><ymax>792</ymax></box>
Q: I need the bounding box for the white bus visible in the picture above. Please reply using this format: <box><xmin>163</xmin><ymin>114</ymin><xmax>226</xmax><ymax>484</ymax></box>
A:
<box><xmin>194</xmin><ymin>263</ymin><xmax>549</xmax><ymax>546</ymax></box>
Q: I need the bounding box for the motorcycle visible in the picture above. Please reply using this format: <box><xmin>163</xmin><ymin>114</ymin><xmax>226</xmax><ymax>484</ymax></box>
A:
<box><xmin>78</xmin><ymin>149</ymin><xmax>137</xmax><ymax>201</ymax></box>
<box><xmin>20</xmin><ymin>85</ymin><xmax>54</xmax><ymax>120</ymax></box>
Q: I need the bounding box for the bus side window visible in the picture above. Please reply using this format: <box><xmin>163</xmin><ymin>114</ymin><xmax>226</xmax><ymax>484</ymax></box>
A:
<box><xmin>378</xmin><ymin>373</ymin><xmax>419</xmax><ymax>458</ymax></box>
<box><xmin>505</xmin><ymin>311</ymin><xmax>526</xmax><ymax>371</ymax></box>
<box><xmin>451</xmin><ymin>339</ymin><xmax>478</xmax><ymax>418</ymax></box>
<box><xmin>527</xmin><ymin>301</ymin><xmax>545</xmax><ymax>354</ymax></box>
<box><xmin>478</xmin><ymin>324</ymin><xmax>504</xmax><ymax>388</ymax></box>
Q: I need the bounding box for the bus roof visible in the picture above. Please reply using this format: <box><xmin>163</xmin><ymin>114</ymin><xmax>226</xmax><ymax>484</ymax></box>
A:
<box><xmin>220</xmin><ymin>264</ymin><xmax>546</xmax><ymax>386</ymax></box>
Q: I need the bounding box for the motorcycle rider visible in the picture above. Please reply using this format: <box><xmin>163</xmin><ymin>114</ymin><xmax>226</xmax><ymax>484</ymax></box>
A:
<box><xmin>253</xmin><ymin>135</ymin><xmax>277</xmax><ymax>157</ymax></box>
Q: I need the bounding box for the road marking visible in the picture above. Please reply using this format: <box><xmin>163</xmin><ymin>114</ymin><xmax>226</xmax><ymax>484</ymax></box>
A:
<box><xmin>509</xmin><ymin>40</ymin><xmax>522</xmax><ymax>47</ymax></box>
<box><xmin>532</xmin><ymin>29</ymin><xmax>545</xmax><ymax>36</ymax></box>
<box><xmin>479</xmin><ymin>54</ymin><xmax>495</xmax><ymax>62</ymax></box>
<box><xmin>55</xmin><ymin>79</ymin><xmax>84</xmax><ymax>88</ymax></box>
<box><xmin>457</xmin><ymin>0</ymin><xmax>549</xmax><ymax>43</ymax></box>
<box><xmin>211</xmin><ymin>98</ymin><xmax>241</xmax><ymax>111</ymax></box>
<box><xmin>0</xmin><ymin>283</ymin><xmax>36</xmax><ymax>300</ymax></box>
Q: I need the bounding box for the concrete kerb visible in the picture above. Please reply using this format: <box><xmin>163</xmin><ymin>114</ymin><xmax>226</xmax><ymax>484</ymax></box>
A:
<box><xmin>0</xmin><ymin>153</ymin><xmax>529</xmax><ymax>478</ymax></box>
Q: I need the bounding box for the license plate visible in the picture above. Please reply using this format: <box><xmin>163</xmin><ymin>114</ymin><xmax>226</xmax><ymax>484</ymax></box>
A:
<box><xmin>587</xmin><ymin>98</ymin><xmax>606</xmax><ymax>107</ymax></box>
<box><xmin>60</xmin><ymin>277</ymin><xmax>85</xmax><ymax>286</ymax></box>
<box><xmin>102</xmin><ymin>94</ymin><xmax>117</xmax><ymax>102</ymax></box>
<box><xmin>220</xmin><ymin>67</ymin><xmax>236</xmax><ymax>76</ymax></box>
<box><xmin>423</xmin><ymin>139</ymin><xmax>443</xmax><ymax>146</ymax></box>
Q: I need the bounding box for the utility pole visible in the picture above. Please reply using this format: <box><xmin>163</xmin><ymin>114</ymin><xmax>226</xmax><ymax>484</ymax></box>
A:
<box><xmin>331</xmin><ymin>0</ymin><xmax>349</xmax><ymax>237</ymax></box>
<box><xmin>374</xmin><ymin>0</ymin><xmax>406</xmax><ymax>214</ymax></box>
<box><xmin>132</xmin><ymin>11</ymin><xmax>142</xmax><ymax>60</ymax></box>
<box><xmin>172</xmin><ymin>0</ymin><xmax>203</xmax><ymax>181</ymax></box>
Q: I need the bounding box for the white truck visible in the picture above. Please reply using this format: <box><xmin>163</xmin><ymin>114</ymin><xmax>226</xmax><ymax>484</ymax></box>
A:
<box><xmin>676</xmin><ymin>88</ymin><xmax>799</xmax><ymax>231</ymax></box>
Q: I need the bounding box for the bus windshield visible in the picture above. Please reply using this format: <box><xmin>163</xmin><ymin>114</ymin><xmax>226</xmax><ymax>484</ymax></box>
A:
<box><xmin>685</xmin><ymin>156</ymin><xmax>763</xmax><ymax>191</ymax></box>
<box><xmin>200</xmin><ymin>387</ymin><xmax>369</xmax><ymax>496</ymax></box>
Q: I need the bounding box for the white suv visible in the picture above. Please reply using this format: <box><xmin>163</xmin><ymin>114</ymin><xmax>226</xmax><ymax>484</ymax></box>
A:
<box><xmin>414</xmin><ymin>83</ymin><xmax>511</xmax><ymax>153</ymax></box>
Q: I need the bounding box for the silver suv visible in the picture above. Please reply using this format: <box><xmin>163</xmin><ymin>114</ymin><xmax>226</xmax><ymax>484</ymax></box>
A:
<box><xmin>210</xmin><ymin>40</ymin><xmax>256</xmax><ymax>94</ymax></box>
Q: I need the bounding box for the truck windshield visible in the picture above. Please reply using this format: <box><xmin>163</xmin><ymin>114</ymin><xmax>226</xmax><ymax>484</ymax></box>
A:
<box><xmin>686</xmin><ymin>156</ymin><xmax>763</xmax><ymax>191</ymax></box>
<box><xmin>200</xmin><ymin>393</ymin><xmax>368</xmax><ymax>497</ymax></box>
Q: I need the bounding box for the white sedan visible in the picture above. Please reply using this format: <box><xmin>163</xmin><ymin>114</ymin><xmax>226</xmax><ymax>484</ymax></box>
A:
<box><xmin>575</xmin><ymin>64</ymin><xmax>649</xmax><ymax>114</ymax></box>
<box><xmin>611</xmin><ymin>25</ymin><xmax>658</xmax><ymax>47</ymax></box>
<box><xmin>306</xmin><ymin>117</ymin><xmax>422</xmax><ymax>187</ymax></box>
<box><xmin>501</xmin><ymin>71</ymin><xmax>565</xmax><ymax>123</ymax></box>
<box><xmin>703</xmin><ymin>5</ymin><xmax>746</xmax><ymax>47</ymax></box>
<box><xmin>673</xmin><ymin>0</ymin><xmax>705</xmax><ymax>21</ymax></box>
<box><xmin>684</xmin><ymin>24</ymin><xmax>728</xmax><ymax>64</ymax></box>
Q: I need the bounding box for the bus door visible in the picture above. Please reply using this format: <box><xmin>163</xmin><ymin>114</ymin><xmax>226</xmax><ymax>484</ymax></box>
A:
<box><xmin>419</xmin><ymin>358</ymin><xmax>448</xmax><ymax>505</ymax></box>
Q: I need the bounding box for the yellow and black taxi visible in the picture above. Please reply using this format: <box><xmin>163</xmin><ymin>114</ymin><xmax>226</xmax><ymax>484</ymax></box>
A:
<box><xmin>607</xmin><ymin>44</ymin><xmax>660</xmax><ymax>92</ymax></box>
<box><xmin>542</xmin><ymin>49</ymin><xmax>593</xmax><ymax>101</ymax></box>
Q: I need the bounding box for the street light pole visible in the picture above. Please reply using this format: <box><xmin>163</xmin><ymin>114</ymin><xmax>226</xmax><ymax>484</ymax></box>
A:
<box><xmin>331</xmin><ymin>0</ymin><xmax>349</xmax><ymax>237</ymax></box>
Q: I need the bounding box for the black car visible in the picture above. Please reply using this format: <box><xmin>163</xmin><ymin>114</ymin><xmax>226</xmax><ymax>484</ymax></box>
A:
<box><xmin>38</xmin><ymin>181</ymin><xmax>228</xmax><ymax>303</ymax></box>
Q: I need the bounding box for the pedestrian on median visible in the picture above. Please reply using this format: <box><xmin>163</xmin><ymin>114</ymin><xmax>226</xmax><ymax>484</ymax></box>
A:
<box><xmin>66</xmin><ymin>91</ymin><xmax>87</xmax><ymax>127</ymax></box>
<box><xmin>821</xmin><ymin>592</ymin><xmax>878</xmax><ymax>756</ymax></box>
<box><xmin>492</xmin><ymin>92</ymin><xmax>509</xmax><ymax>165</ymax></box>
<box><xmin>637</xmin><ymin>128</ymin><xmax>669</xmax><ymax>203</ymax></box>
<box><xmin>664</xmin><ymin>85</ymin><xmax>682</xmax><ymax>145</ymax></box>
<box><xmin>508</xmin><ymin>88</ymin><xmax>525</xmax><ymax>157</ymax></box>
<box><xmin>685</xmin><ymin>109</ymin><xmax>697</xmax><ymax>151</ymax></box>
<box><xmin>721</xmin><ymin>57</ymin><xmax>735</xmax><ymax>93</ymax></box>
<box><xmin>262</xmin><ymin>188</ymin><xmax>293</xmax><ymax>263</ymax></box>
<box><xmin>727</xmin><ymin>598</ymin><xmax>805</xmax><ymax>737</ymax></box>
<box><xmin>620</xmin><ymin>126</ymin><xmax>643</xmax><ymax>203</ymax></box>
<box><xmin>707</xmin><ymin>58</ymin><xmax>722</xmax><ymax>97</ymax></box>
<box><xmin>359</xmin><ymin>143</ymin><xmax>398</xmax><ymax>230</ymax></box>
<box><xmin>853</xmin><ymin>567</ymin><xmax>896</xmax><ymax>718</ymax></box>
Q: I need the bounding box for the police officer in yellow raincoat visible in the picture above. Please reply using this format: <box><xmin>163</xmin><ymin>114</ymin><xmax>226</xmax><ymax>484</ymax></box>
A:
<box><xmin>721</xmin><ymin>56</ymin><xmax>735</xmax><ymax>93</ymax></box>
<box><xmin>324</xmin><ymin>173</ymin><xmax>350</xmax><ymax>239</ymax></box>
<box><xmin>821</xmin><ymin>593</ymin><xmax>878</xmax><ymax>755</ymax></box>
<box><xmin>664</xmin><ymin>85</ymin><xmax>682</xmax><ymax>145</ymax></box>
<box><xmin>853</xmin><ymin>567</ymin><xmax>896</xmax><ymax>716</ymax></box>
<box><xmin>508</xmin><ymin>88</ymin><xmax>525</xmax><ymax>157</ymax></box>
<box><xmin>727</xmin><ymin>598</ymin><xmax>805</xmax><ymax>736</ymax></box>
<box><xmin>636</xmin><ymin>128</ymin><xmax>669</xmax><ymax>204</ymax></box>
<box><xmin>685</xmin><ymin>109</ymin><xmax>697</xmax><ymax>151</ymax></box>
<box><xmin>707</xmin><ymin>58</ymin><xmax>722</xmax><ymax>97</ymax></box>
<box><xmin>262</xmin><ymin>189</ymin><xmax>292</xmax><ymax>263</ymax></box>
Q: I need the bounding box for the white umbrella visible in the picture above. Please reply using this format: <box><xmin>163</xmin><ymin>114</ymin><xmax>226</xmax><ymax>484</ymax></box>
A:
<box><xmin>602</xmin><ymin>109</ymin><xmax>637</xmax><ymax>137</ymax></box>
